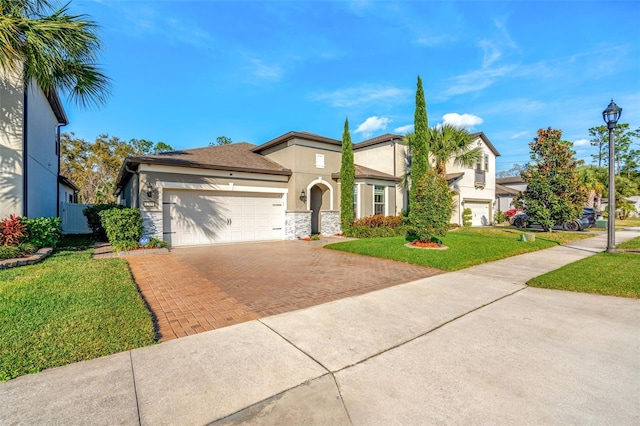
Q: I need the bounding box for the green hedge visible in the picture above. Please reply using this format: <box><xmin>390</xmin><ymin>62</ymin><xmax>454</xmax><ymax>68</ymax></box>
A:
<box><xmin>21</xmin><ymin>217</ymin><xmax>62</xmax><ymax>249</ymax></box>
<box><xmin>83</xmin><ymin>204</ymin><xmax>124</xmax><ymax>241</ymax></box>
<box><xmin>348</xmin><ymin>225</ymin><xmax>412</xmax><ymax>239</ymax></box>
<box><xmin>98</xmin><ymin>208</ymin><xmax>143</xmax><ymax>252</ymax></box>
<box><xmin>463</xmin><ymin>208</ymin><xmax>473</xmax><ymax>227</ymax></box>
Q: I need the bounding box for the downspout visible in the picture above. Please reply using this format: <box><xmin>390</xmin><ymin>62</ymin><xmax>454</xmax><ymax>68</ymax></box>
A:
<box><xmin>123</xmin><ymin>161</ymin><xmax>139</xmax><ymax>207</ymax></box>
<box><xmin>22</xmin><ymin>83</ymin><xmax>28</xmax><ymax>217</ymax></box>
<box><xmin>56</xmin><ymin>124</ymin><xmax>63</xmax><ymax>217</ymax></box>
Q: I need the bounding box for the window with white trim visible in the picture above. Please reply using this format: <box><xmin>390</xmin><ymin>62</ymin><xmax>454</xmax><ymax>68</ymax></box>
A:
<box><xmin>315</xmin><ymin>154</ymin><xmax>325</xmax><ymax>169</ymax></box>
<box><xmin>484</xmin><ymin>154</ymin><xmax>489</xmax><ymax>172</ymax></box>
<box><xmin>353</xmin><ymin>185</ymin><xmax>358</xmax><ymax>218</ymax></box>
<box><xmin>374</xmin><ymin>186</ymin><xmax>385</xmax><ymax>215</ymax></box>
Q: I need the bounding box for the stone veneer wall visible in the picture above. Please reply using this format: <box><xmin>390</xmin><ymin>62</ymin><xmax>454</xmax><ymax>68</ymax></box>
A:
<box><xmin>285</xmin><ymin>211</ymin><xmax>311</xmax><ymax>240</ymax></box>
<box><xmin>141</xmin><ymin>210</ymin><xmax>163</xmax><ymax>240</ymax></box>
<box><xmin>320</xmin><ymin>210</ymin><xmax>341</xmax><ymax>236</ymax></box>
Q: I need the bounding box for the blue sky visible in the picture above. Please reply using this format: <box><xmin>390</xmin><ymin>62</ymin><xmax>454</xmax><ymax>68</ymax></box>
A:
<box><xmin>63</xmin><ymin>0</ymin><xmax>640</xmax><ymax>172</ymax></box>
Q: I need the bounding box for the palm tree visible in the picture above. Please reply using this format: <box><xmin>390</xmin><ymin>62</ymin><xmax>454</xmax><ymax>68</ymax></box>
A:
<box><xmin>0</xmin><ymin>0</ymin><xmax>110</xmax><ymax>107</ymax></box>
<box><xmin>577</xmin><ymin>166</ymin><xmax>606</xmax><ymax>210</ymax></box>
<box><xmin>427</xmin><ymin>124</ymin><xmax>482</xmax><ymax>177</ymax></box>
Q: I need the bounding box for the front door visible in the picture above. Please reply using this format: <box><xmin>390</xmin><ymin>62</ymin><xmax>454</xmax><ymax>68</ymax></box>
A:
<box><xmin>310</xmin><ymin>185</ymin><xmax>323</xmax><ymax>234</ymax></box>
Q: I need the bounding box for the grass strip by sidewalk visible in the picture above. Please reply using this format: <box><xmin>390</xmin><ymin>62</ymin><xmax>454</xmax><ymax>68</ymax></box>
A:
<box><xmin>326</xmin><ymin>227</ymin><xmax>592</xmax><ymax>271</ymax></box>
<box><xmin>0</xmin><ymin>244</ymin><xmax>156</xmax><ymax>381</ymax></box>
<box><xmin>528</xmin><ymin>236</ymin><xmax>640</xmax><ymax>299</ymax></box>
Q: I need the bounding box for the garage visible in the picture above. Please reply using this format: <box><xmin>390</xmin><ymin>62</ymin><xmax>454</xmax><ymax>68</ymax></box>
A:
<box><xmin>163</xmin><ymin>190</ymin><xmax>285</xmax><ymax>247</ymax></box>
<box><xmin>465</xmin><ymin>201</ymin><xmax>490</xmax><ymax>226</ymax></box>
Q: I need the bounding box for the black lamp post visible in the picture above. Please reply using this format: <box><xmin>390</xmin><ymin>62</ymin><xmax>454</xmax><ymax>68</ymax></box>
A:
<box><xmin>602</xmin><ymin>99</ymin><xmax>622</xmax><ymax>253</ymax></box>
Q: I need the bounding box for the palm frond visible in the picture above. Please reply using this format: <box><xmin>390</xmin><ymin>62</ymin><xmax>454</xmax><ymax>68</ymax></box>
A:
<box><xmin>0</xmin><ymin>0</ymin><xmax>110</xmax><ymax>108</ymax></box>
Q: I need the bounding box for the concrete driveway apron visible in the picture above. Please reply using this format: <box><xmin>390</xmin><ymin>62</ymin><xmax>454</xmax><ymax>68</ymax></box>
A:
<box><xmin>125</xmin><ymin>238</ymin><xmax>443</xmax><ymax>341</ymax></box>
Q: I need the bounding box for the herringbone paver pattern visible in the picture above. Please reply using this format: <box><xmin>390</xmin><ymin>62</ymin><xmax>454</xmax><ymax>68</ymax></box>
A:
<box><xmin>126</xmin><ymin>238</ymin><xmax>443</xmax><ymax>341</ymax></box>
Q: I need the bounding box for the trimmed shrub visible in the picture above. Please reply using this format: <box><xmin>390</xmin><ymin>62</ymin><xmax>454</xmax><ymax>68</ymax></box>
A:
<box><xmin>462</xmin><ymin>208</ymin><xmax>472</xmax><ymax>227</ymax></box>
<box><xmin>21</xmin><ymin>217</ymin><xmax>62</xmax><ymax>249</ymax></box>
<box><xmin>0</xmin><ymin>215</ymin><xmax>26</xmax><ymax>246</ymax></box>
<box><xmin>409</xmin><ymin>169</ymin><xmax>452</xmax><ymax>241</ymax></box>
<box><xmin>0</xmin><ymin>245</ymin><xmax>20</xmax><ymax>260</ymax></box>
<box><xmin>348</xmin><ymin>225</ymin><xmax>412</xmax><ymax>239</ymax></box>
<box><xmin>351</xmin><ymin>215</ymin><xmax>404</xmax><ymax>229</ymax></box>
<box><xmin>494</xmin><ymin>210</ymin><xmax>507</xmax><ymax>224</ymax></box>
<box><xmin>83</xmin><ymin>203</ymin><xmax>124</xmax><ymax>241</ymax></box>
<box><xmin>98</xmin><ymin>208</ymin><xmax>143</xmax><ymax>252</ymax></box>
<box><xmin>345</xmin><ymin>215</ymin><xmax>408</xmax><ymax>238</ymax></box>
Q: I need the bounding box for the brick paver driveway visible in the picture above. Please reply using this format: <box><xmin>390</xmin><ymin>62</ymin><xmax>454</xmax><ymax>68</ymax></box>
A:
<box><xmin>126</xmin><ymin>238</ymin><xmax>443</xmax><ymax>341</ymax></box>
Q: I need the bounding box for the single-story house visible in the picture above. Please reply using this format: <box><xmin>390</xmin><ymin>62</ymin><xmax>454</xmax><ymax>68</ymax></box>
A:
<box><xmin>114</xmin><ymin>130</ymin><xmax>499</xmax><ymax>247</ymax></box>
<box><xmin>0</xmin><ymin>66</ymin><xmax>68</xmax><ymax>219</ymax></box>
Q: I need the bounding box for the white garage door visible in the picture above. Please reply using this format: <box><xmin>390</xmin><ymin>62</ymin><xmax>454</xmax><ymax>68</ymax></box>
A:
<box><xmin>466</xmin><ymin>201</ymin><xmax>490</xmax><ymax>226</ymax></box>
<box><xmin>163</xmin><ymin>190</ymin><xmax>284</xmax><ymax>247</ymax></box>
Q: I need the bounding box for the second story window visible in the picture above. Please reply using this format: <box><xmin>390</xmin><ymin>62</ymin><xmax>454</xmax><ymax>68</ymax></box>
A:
<box><xmin>315</xmin><ymin>154</ymin><xmax>325</xmax><ymax>169</ymax></box>
<box><xmin>484</xmin><ymin>154</ymin><xmax>489</xmax><ymax>172</ymax></box>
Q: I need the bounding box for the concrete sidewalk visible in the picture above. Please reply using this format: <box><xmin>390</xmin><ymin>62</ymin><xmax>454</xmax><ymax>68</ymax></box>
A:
<box><xmin>1</xmin><ymin>230</ymin><xmax>639</xmax><ymax>425</ymax></box>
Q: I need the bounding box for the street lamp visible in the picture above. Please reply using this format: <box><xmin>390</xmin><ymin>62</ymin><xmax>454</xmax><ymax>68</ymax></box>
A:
<box><xmin>602</xmin><ymin>99</ymin><xmax>622</xmax><ymax>253</ymax></box>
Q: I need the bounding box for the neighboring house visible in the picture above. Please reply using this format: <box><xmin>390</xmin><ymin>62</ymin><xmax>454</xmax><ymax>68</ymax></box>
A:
<box><xmin>495</xmin><ymin>176</ymin><xmax>527</xmax><ymax>213</ymax></box>
<box><xmin>0</xmin><ymin>66</ymin><xmax>68</xmax><ymax>219</ymax></box>
<box><xmin>58</xmin><ymin>175</ymin><xmax>79</xmax><ymax>204</ymax></box>
<box><xmin>352</xmin><ymin>132</ymin><xmax>500</xmax><ymax>226</ymax></box>
<box><xmin>114</xmin><ymin>130</ymin><xmax>499</xmax><ymax>247</ymax></box>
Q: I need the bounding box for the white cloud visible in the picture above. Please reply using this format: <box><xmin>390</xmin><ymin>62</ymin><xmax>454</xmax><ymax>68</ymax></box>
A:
<box><xmin>245</xmin><ymin>58</ymin><xmax>282</xmax><ymax>82</ymax></box>
<box><xmin>312</xmin><ymin>85</ymin><xmax>412</xmax><ymax>107</ymax></box>
<box><xmin>442</xmin><ymin>113</ymin><xmax>484</xmax><ymax>129</ymax></box>
<box><xmin>574</xmin><ymin>138</ymin><xmax>590</xmax><ymax>147</ymax></box>
<box><xmin>354</xmin><ymin>116</ymin><xmax>391</xmax><ymax>136</ymax></box>
<box><xmin>479</xmin><ymin>40</ymin><xmax>502</xmax><ymax>68</ymax></box>
<box><xmin>439</xmin><ymin>65</ymin><xmax>518</xmax><ymax>99</ymax></box>
<box><xmin>510</xmin><ymin>131</ymin><xmax>529</xmax><ymax>139</ymax></box>
<box><xmin>394</xmin><ymin>124</ymin><xmax>414</xmax><ymax>134</ymax></box>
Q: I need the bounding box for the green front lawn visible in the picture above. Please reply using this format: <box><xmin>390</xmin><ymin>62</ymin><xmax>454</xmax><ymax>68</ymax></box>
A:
<box><xmin>0</xmin><ymin>238</ymin><xmax>156</xmax><ymax>381</ymax></box>
<box><xmin>527</xmin><ymin>236</ymin><xmax>640</xmax><ymax>298</ymax></box>
<box><xmin>326</xmin><ymin>227</ymin><xmax>593</xmax><ymax>271</ymax></box>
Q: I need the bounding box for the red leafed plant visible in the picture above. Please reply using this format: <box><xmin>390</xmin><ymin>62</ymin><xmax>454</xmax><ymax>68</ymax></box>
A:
<box><xmin>0</xmin><ymin>214</ymin><xmax>26</xmax><ymax>246</ymax></box>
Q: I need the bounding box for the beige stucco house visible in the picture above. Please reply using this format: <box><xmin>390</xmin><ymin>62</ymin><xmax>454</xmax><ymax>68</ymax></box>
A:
<box><xmin>0</xmin><ymin>66</ymin><xmax>68</xmax><ymax>219</ymax></box>
<box><xmin>115</xmin><ymin>130</ymin><xmax>499</xmax><ymax>247</ymax></box>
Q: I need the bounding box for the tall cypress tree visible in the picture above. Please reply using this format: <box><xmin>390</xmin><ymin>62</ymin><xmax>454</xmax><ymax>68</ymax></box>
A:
<box><xmin>409</xmin><ymin>75</ymin><xmax>430</xmax><ymax>215</ymax></box>
<box><xmin>340</xmin><ymin>118</ymin><xmax>355</xmax><ymax>232</ymax></box>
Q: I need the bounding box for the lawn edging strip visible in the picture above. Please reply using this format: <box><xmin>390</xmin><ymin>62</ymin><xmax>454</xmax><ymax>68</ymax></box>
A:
<box><xmin>0</xmin><ymin>248</ymin><xmax>53</xmax><ymax>270</ymax></box>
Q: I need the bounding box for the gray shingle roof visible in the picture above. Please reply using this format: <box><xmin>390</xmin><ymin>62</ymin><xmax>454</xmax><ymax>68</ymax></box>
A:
<box><xmin>124</xmin><ymin>142</ymin><xmax>290</xmax><ymax>175</ymax></box>
<box><xmin>354</xmin><ymin>133</ymin><xmax>404</xmax><ymax>150</ymax></box>
<box><xmin>331</xmin><ymin>164</ymin><xmax>401</xmax><ymax>182</ymax></box>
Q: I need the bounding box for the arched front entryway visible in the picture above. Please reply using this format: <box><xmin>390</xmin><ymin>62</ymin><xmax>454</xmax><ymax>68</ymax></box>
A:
<box><xmin>310</xmin><ymin>185</ymin><xmax>323</xmax><ymax>234</ymax></box>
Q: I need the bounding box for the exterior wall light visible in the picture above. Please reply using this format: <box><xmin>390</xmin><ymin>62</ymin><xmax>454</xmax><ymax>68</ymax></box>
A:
<box><xmin>300</xmin><ymin>189</ymin><xmax>307</xmax><ymax>203</ymax></box>
<box><xmin>146</xmin><ymin>181</ymin><xmax>153</xmax><ymax>198</ymax></box>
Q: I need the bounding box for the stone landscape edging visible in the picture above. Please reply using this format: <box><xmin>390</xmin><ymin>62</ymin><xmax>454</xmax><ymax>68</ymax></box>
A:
<box><xmin>0</xmin><ymin>248</ymin><xmax>53</xmax><ymax>270</ymax></box>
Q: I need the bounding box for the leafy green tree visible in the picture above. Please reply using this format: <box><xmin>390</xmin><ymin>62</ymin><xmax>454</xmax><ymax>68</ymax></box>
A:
<box><xmin>340</xmin><ymin>118</ymin><xmax>355</xmax><ymax>232</ymax></box>
<box><xmin>410</xmin><ymin>169</ymin><xmax>452</xmax><ymax>241</ymax></box>
<box><xmin>497</xmin><ymin>163</ymin><xmax>524</xmax><ymax>178</ymax></box>
<box><xmin>610</xmin><ymin>175</ymin><xmax>639</xmax><ymax>220</ymax></box>
<box><xmin>514</xmin><ymin>128</ymin><xmax>585</xmax><ymax>232</ymax></box>
<box><xmin>589</xmin><ymin>123</ymin><xmax>640</xmax><ymax>176</ymax></box>
<box><xmin>427</xmin><ymin>124</ymin><xmax>482</xmax><ymax>177</ymax></box>
<box><xmin>0</xmin><ymin>0</ymin><xmax>110</xmax><ymax>107</ymax></box>
<box><xmin>61</xmin><ymin>133</ymin><xmax>173</xmax><ymax>203</ymax></box>
<box><xmin>409</xmin><ymin>75</ymin><xmax>429</xmax><ymax>217</ymax></box>
<box><xmin>210</xmin><ymin>136</ymin><xmax>232</xmax><ymax>146</ymax></box>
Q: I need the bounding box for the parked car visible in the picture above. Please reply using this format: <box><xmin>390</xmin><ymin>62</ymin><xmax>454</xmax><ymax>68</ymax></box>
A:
<box><xmin>511</xmin><ymin>208</ymin><xmax>600</xmax><ymax>231</ymax></box>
